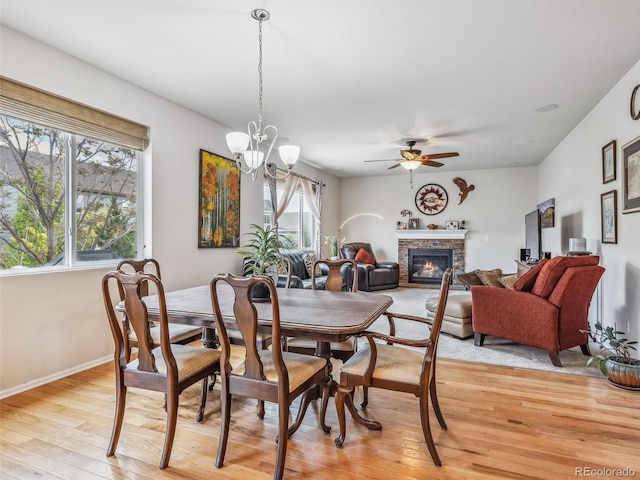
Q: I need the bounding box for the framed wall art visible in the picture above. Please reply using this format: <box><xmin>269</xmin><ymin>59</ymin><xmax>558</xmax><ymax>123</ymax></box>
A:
<box><xmin>408</xmin><ymin>218</ymin><xmax>419</xmax><ymax>230</ymax></box>
<box><xmin>622</xmin><ymin>135</ymin><xmax>640</xmax><ymax>213</ymax></box>
<box><xmin>198</xmin><ymin>149</ymin><xmax>241</xmax><ymax>248</ymax></box>
<box><xmin>537</xmin><ymin>198</ymin><xmax>555</xmax><ymax>228</ymax></box>
<box><xmin>600</xmin><ymin>190</ymin><xmax>618</xmax><ymax>244</ymax></box>
<box><xmin>602</xmin><ymin>140</ymin><xmax>616</xmax><ymax>184</ymax></box>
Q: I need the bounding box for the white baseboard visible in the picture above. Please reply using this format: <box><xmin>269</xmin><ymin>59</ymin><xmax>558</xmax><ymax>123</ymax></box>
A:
<box><xmin>0</xmin><ymin>355</ymin><xmax>112</xmax><ymax>400</ymax></box>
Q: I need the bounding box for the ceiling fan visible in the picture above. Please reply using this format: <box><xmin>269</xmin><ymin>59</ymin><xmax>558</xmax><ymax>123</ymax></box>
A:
<box><xmin>366</xmin><ymin>140</ymin><xmax>459</xmax><ymax>170</ymax></box>
<box><xmin>365</xmin><ymin>140</ymin><xmax>459</xmax><ymax>186</ymax></box>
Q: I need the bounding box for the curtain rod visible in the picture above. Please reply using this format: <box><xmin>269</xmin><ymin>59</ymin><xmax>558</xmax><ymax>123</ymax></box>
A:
<box><xmin>274</xmin><ymin>165</ymin><xmax>325</xmax><ymax>186</ymax></box>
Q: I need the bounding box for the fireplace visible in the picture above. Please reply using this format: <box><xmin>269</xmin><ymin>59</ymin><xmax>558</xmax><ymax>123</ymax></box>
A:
<box><xmin>396</xmin><ymin>228</ymin><xmax>467</xmax><ymax>288</ymax></box>
<box><xmin>408</xmin><ymin>248</ymin><xmax>453</xmax><ymax>285</ymax></box>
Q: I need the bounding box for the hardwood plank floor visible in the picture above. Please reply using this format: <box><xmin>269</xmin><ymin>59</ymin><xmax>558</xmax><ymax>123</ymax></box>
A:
<box><xmin>1</xmin><ymin>355</ymin><xmax>638</xmax><ymax>479</ymax></box>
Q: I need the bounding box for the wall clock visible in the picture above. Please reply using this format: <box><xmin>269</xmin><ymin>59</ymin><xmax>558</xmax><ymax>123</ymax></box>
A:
<box><xmin>415</xmin><ymin>183</ymin><xmax>448</xmax><ymax>215</ymax></box>
<box><xmin>631</xmin><ymin>84</ymin><xmax>640</xmax><ymax>120</ymax></box>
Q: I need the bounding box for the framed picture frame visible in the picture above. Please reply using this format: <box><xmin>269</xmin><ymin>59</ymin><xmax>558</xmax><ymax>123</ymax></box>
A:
<box><xmin>622</xmin><ymin>135</ymin><xmax>640</xmax><ymax>213</ymax></box>
<box><xmin>408</xmin><ymin>218</ymin><xmax>419</xmax><ymax>230</ymax></box>
<box><xmin>198</xmin><ymin>149</ymin><xmax>241</xmax><ymax>248</ymax></box>
<box><xmin>600</xmin><ymin>190</ymin><xmax>618</xmax><ymax>244</ymax></box>
<box><xmin>602</xmin><ymin>140</ymin><xmax>616</xmax><ymax>184</ymax></box>
<box><xmin>445</xmin><ymin>220</ymin><xmax>459</xmax><ymax>230</ymax></box>
<box><xmin>537</xmin><ymin>198</ymin><xmax>555</xmax><ymax>228</ymax></box>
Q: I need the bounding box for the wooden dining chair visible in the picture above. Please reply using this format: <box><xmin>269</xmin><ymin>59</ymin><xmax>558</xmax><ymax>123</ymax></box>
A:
<box><xmin>117</xmin><ymin>259</ymin><xmax>203</xmax><ymax>362</ymax></box>
<box><xmin>102</xmin><ymin>270</ymin><xmax>221</xmax><ymax>469</ymax></box>
<box><xmin>210</xmin><ymin>273</ymin><xmax>331</xmax><ymax>480</ymax></box>
<box><xmin>286</xmin><ymin>258</ymin><xmax>359</xmax><ymax>361</ymax></box>
<box><xmin>334</xmin><ymin>268</ymin><xmax>452</xmax><ymax>467</ymax></box>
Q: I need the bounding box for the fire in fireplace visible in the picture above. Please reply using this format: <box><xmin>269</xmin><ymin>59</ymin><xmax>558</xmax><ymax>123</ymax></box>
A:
<box><xmin>408</xmin><ymin>248</ymin><xmax>453</xmax><ymax>285</ymax></box>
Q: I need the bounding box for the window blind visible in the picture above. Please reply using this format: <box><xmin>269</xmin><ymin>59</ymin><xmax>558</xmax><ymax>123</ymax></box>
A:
<box><xmin>0</xmin><ymin>76</ymin><xmax>148</xmax><ymax>150</ymax></box>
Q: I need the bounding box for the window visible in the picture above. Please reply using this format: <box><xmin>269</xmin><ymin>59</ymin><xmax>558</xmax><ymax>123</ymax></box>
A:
<box><xmin>263</xmin><ymin>181</ymin><xmax>317</xmax><ymax>251</ymax></box>
<box><xmin>0</xmin><ymin>78</ymin><xmax>147</xmax><ymax>271</ymax></box>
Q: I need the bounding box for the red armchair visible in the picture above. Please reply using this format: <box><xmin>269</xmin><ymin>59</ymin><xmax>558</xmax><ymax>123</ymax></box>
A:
<box><xmin>471</xmin><ymin>255</ymin><xmax>605</xmax><ymax>367</ymax></box>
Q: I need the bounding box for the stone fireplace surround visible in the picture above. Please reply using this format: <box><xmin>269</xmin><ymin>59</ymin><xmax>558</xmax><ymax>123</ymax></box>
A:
<box><xmin>396</xmin><ymin>229</ymin><xmax>468</xmax><ymax>288</ymax></box>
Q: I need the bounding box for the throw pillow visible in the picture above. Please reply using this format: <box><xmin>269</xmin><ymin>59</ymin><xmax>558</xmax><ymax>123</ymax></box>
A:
<box><xmin>512</xmin><ymin>258</ymin><xmax>548</xmax><ymax>292</ymax></box>
<box><xmin>457</xmin><ymin>271</ymin><xmax>484</xmax><ymax>288</ymax></box>
<box><xmin>355</xmin><ymin>248</ymin><xmax>376</xmax><ymax>265</ymax></box>
<box><xmin>475</xmin><ymin>268</ymin><xmax>504</xmax><ymax>288</ymax></box>
<box><xmin>498</xmin><ymin>273</ymin><xmax>518</xmax><ymax>289</ymax></box>
<box><xmin>276</xmin><ymin>260</ymin><xmax>289</xmax><ymax>275</ymax></box>
<box><xmin>302</xmin><ymin>253</ymin><xmax>322</xmax><ymax>278</ymax></box>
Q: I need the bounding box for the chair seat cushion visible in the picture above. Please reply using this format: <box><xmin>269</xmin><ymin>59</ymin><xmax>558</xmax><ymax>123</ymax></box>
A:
<box><xmin>232</xmin><ymin>350</ymin><xmax>326</xmax><ymax>392</ymax></box>
<box><xmin>127</xmin><ymin>344</ymin><xmax>220</xmax><ymax>380</ymax></box>
<box><xmin>340</xmin><ymin>343</ymin><xmax>424</xmax><ymax>385</ymax></box>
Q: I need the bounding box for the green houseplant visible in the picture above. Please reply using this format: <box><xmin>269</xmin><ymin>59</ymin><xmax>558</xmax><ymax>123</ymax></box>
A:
<box><xmin>584</xmin><ymin>322</ymin><xmax>639</xmax><ymax>390</ymax></box>
<box><xmin>236</xmin><ymin>224</ymin><xmax>285</xmax><ymax>301</ymax></box>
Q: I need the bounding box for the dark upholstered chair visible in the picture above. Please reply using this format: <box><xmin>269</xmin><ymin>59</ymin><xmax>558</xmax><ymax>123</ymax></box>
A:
<box><xmin>102</xmin><ymin>270</ymin><xmax>220</xmax><ymax>469</ymax></box>
<box><xmin>472</xmin><ymin>255</ymin><xmax>605</xmax><ymax>367</ymax></box>
<box><xmin>116</xmin><ymin>259</ymin><xmax>203</xmax><ymax>362</ymax></box>
<box><xmin>340</xmin><ymin>242</ymin><xmax>399</xmax><ymax>291</ymax></box>
<box><xmin>334</xmin><ymin>268</ymin><xmax>452</xmax><ymax>467</ymax></box>
<box><xmin>210</xmin><ymin>274</ymin><xmax>331</xmax><ymax>480</ymax></box>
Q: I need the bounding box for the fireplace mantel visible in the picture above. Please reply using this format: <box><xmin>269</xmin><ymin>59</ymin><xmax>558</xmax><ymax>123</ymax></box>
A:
<box><xmin>395</xmin><ymin>229</ymin><xmax>469</xmax><ymax>240</ymax></box>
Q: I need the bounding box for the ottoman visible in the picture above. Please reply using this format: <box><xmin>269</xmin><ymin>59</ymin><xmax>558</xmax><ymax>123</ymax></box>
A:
<box><xmin>425</xmin><ymin>292</ymin><xmax>473</xmax><ymax>339</ymax></box>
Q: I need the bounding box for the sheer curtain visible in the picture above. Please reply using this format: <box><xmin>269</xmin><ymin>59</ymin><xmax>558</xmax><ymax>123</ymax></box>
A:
<box><xmin>268</xmin><ymin>168</ymin><xmax>323</xmax><ymax>255</ymax></box>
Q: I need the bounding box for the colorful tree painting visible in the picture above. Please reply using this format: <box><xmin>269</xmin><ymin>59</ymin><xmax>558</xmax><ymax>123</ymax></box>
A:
<box><xmin>198</xmin><ymin>150</ymin><xmax>241</xmax><ymax>247</ymax></box>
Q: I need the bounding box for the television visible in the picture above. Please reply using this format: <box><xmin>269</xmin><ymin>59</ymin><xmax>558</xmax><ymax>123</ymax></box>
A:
<box><xmin>524</xmin><ymin>210</ymin><xmax>542</xmax><ymax>262</ymax></box>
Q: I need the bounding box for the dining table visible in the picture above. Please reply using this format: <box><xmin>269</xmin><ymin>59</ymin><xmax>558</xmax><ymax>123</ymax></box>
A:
<box><xmin>130</xmin><ymin>283</ymin><xmax>394</xmax><ymax>431</ymax></box>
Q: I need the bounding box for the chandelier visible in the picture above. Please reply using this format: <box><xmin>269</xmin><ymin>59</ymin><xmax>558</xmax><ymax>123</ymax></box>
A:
<box><xmin>226</xmin><ymin>9</ymin><xmax>300</xmax><ymax>181</ymax></box>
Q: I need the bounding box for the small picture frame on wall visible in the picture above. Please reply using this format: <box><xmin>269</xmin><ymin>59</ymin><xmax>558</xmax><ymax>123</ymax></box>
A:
<box><xmin>622</xmin><ymin>135</ymin><xmax>640</xmax><ymax>213</ymax></box>
<box><xmin>408</xmin><ymin>218</ymin><xmax>420</xmax><ymax>230</ymax></box>
<box><xmin>602</xmin><ymin>140</ymin><xmax>616</xmax><ymax>184</ymax></box>
<box><xmin>445</xmin><ymin>220</ymin><xmax>459</xmax><ymax>230</ymax></box>
<box><xmin>600</xmin><ymin>190</ymin><xmax>618</xmax><ymax>244</ymax></box>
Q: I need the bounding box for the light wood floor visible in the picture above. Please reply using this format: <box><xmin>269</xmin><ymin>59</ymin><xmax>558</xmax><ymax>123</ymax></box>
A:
<box><xmin>1</xmin><ymin>355</ymin><xmax>638</xmax><ymax>480</ymax></box>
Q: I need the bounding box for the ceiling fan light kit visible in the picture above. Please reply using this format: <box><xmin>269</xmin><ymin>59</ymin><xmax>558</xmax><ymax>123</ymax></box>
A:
<box><xmin>225</xmin><ymin>8</ymin><xmax>299</xmax><ymax>181</ymax></box>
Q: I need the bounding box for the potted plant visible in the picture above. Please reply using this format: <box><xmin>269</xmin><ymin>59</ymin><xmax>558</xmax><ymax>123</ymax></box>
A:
<box><xmin>236</xmin><ymin>224</ymin><xmax>285</xmax><ymax>301</ymax></box>
<box><xmin>584</xmin><ymin>322</ymin><xmax>639</xmax><ymax>390</ymax></box>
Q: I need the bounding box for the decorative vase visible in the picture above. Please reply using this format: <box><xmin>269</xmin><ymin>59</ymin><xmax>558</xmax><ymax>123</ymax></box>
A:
<box><xmin>330</xmin><ymin>237</ymin><xmax>338</xmax><ymax>258</ymax></box>
<box><xmin>605</xmin><ymin>356</ymin><xmax>640</xmax><ymax>390</ymax></box>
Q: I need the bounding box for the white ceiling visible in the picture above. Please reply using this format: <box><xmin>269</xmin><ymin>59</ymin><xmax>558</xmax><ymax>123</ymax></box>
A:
<box><xmin>2</xmin><ymin>0</ymin><xmax>640</xmax><ymax>178</ymax></box>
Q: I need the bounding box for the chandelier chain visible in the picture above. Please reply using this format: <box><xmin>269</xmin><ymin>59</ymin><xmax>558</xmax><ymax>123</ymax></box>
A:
<box><xmin>257</xmin><ymin>16</ymin><xmax>263</xmax><ymax>132</ymax></box>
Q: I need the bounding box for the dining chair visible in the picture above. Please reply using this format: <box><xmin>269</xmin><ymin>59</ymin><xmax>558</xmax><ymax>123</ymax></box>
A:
<box><xmin>210</xmin><ymin>273</ymin><xmax>331</xmax><ymax>480</ymax></box>
<box><xmin>334</xmin><ymin>268</ymin><xmax>452</xmax><ymax>467</ymax></box>
<box><xmin>286</xmin><ymin>258</ymin><xmax>359</xmax><ymax>361</ymax></box>
<box><xmin>116</xmin><ymin>259</ymin><xmax>203</xmax><ymax>362</ymax></box>
<box><xmin>102</xmin><ymin>270</ymin><xmax>221</xmax><ymax>469</ymax></box>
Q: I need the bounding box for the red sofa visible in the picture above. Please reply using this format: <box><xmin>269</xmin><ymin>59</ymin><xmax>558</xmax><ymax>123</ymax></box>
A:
<box><xmin>471</xmin><ymin>255</ymin><xmax>605</xmax><ymax>366</ymax></box>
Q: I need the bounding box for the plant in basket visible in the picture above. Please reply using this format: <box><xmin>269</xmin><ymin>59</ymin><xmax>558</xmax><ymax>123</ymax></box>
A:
<box><xmin>582</xmin><ymin>322</ymin><xmax>639</xmax><ymax>390</ymax></box>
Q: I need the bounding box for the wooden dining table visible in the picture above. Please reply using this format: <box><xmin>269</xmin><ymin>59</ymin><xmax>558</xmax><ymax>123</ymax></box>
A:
<box><xmin>134</xmin><ymin>283</ymin><xmax>393</xmax><ymax>432</ymax></box>
<box><xmin>139</xmin><ymin>284</ymin><xmax>393</xmax><ymax>347</ymax></box>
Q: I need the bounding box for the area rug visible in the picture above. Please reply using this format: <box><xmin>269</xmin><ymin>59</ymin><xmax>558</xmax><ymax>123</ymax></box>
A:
<box><xmin>366</xmin><ymin>287</ymin><xmax>601</xmax><ymax>378</ymax></box>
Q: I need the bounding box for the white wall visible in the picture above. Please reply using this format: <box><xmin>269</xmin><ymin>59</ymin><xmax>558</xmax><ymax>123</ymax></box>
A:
<box><xmin>538</xmin><ymin>60</ymin><xmax>640</xmax><ymax>340</ymax></box>
<box><xmin>0</xmin><ymin>27</ymin><xmax>339</xmax><ymax>395</ymax></box>
<box><xmin>339</xmin><ymin>166</ymin><xmax>538</xmax><ymax>274</ymax></box>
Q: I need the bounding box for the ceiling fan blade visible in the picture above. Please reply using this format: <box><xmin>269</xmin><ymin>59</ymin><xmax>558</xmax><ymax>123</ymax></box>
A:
<box><xmin>387</xmin><ymin>163</ymin><xmax>403</xmax><ymax>170</ymax></box>
<box><xmin>421</xmin><ymin>152</ymin><xmax>459</xmax><ymax>160</ymax></box>
<box><xmin>421</xmin><ymin>160</ymin><xmax>444</xmax><ymax>167</ymax></box>
<box><xmin>364</xmin><ymin>159</ymin><xmax>398</xmax><ymax>163</ymax></box>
